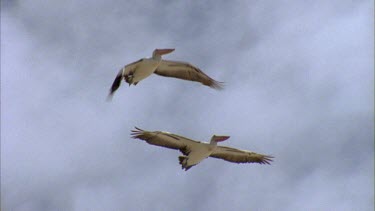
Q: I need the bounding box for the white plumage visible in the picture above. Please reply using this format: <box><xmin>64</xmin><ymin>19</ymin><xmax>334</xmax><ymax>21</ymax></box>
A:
<box><xmin>131</xmin><ymin>127</ymin><xmax>273</xmax><ymax>171</ymax></box>
<box><xmin>108</xmin><ymin>49</ymin><xmax>223</xmax><ymax>99</ymax></box>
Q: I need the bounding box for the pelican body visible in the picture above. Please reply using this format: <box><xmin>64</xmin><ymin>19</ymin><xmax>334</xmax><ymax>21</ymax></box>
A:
<box><xmin>124</xmin><ymin>49</ymin><xmax>173</xmax><ymax>85</ymax></box>
<box><xmin>131</xmin><ymin>127</ymin><xmax>273</xmax><ymax>171</ymax></box>
<box><xmin>108</xmin><ymin>49</ymin><xmax>223</xmax><ymax>99</ymax></box>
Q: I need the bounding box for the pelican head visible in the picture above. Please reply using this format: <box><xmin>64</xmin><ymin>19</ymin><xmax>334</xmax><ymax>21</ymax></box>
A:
<box><xmin>210</xmin><ymin>135</ymin><xmax>230</xmax><ymax>145</ymax></box>
<box><xmin>152</xmin><ymin>48</ymin><xmax>175</xmax><ymax>59</ymax></box>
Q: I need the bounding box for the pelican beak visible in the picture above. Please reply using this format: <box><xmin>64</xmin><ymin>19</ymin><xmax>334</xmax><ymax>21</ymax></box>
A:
<box><xmin>214</xmin><ymin>136</ymin><xmax>230</xmax><ymax>142</ymax></box>
<box><xmin>155</xmin><ymin>48</ymin><xmax>175</xmax><ymax>55</ymax></box>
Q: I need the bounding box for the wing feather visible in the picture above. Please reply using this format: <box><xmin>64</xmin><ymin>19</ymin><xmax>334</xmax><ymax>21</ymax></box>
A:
<box><xmin>131</xmin><ymin>127</ymin><xmax>201</xmax><ymax>155</ymax></box>
<box><xmin>210</xmin><ymin>146</ymin><xmax>273</xmax><ymax>164</ymax></box>
<box><xmin>154</xmin><ymin>60</ymin><xmax>223</xmax><ymax>90</ymax></box>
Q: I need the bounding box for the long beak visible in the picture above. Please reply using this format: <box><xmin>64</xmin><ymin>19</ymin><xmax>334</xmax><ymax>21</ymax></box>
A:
<box><xmin>215</xmin><ymin>136</ymin><xmax>230</xmax><ymax>142</ymax></box>
<box><xmin>155</xmin><ymin>48</ymin><xmax>175</xmax><ymax>55</ymax></box>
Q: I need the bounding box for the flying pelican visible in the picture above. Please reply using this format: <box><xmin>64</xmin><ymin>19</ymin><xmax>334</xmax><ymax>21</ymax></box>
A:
<box><xmin>108</xmin><ymin>49</ymin><xmax>223</xmax><ymax>99</ymax></box>
<box><xmin>131</xmin><ymin>127</ymin><xmax>273</xmax><ymax>171</ymax></box>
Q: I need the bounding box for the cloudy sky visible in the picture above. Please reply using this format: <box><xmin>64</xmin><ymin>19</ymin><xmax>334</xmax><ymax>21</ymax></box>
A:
<box><xmin>2</xmin><ymin>0</ymin><xmax>373</xmax><ymax>210</ymax></box>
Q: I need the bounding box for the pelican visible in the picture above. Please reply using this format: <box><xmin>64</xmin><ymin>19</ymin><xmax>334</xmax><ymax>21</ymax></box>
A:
<box><xmin>131</xmin><ymin>127</ymin><xmax>273</xmax><ymax>171</ymax></box>
<box><xmin>108</xmin><ymin>49</ymin><xmax>223</xmax><ymax>99</ymax></box>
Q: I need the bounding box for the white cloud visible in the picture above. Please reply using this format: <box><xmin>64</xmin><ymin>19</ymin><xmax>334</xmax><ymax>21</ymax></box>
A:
<box><xmin>2</xmin><ymin>1</ymin><xmax>373</xmax><ymax>210</ymax></box>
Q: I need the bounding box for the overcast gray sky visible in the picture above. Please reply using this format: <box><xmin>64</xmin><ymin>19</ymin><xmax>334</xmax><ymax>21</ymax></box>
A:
<box><xmin>1</xmin><ymin>1</ymin><xmax>374</xmax><ymax>210</ymax></box>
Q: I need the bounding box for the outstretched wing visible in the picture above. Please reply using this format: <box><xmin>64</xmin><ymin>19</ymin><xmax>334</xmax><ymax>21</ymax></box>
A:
<box><xmin>154</xmin><ymin>60</ymin><xmax>223</xmax><ymax>90</ymax></box>
<box><xmin>131</xmin><ymin>127</ymin><xmax>202</xmax><ymax>155</ymax></box>
<box><xmin>210</xmin><ymin>146</ymin><xmax>273</xmax><ymax>165</ymax></box>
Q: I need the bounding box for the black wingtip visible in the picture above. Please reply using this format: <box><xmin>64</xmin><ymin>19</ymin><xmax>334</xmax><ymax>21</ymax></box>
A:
<box><xmin>130</xmin><ymin>127</ymin><xmax>146</xmax><ymax>139</ymax></box>
<box><xmin>262</xmin><ymin>155</ymin><xmax>274</xmax><ymax>165</ymax></box>
<box><xmin>210</xmin><ymin>80</ymin><xmax>224</xmax><ymax>90</ymax></box>
<box><xmin>133</xmin><ymin>126</ymin><xmax>144</xmax><ymax>131</ymax></box>
<box><xmin>108</xmin><ymin>70</ymin><xmax>123</xmax><ymax>100</ymax></box>
<box><xmin>256</xmin><ymin>155</ymin><xmax>274</xmax><ymax>165</ymax></box>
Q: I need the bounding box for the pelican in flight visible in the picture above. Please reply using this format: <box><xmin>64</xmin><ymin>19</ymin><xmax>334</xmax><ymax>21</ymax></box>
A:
<box><xmin>108</xmin><ymin>49</ymin><xmax>223</xmax><ymax>99</ymax></box>
<box><xmin>131</xmin><ymin>127</ymin><xmax>273</xmax><ymax>171</ymax></box>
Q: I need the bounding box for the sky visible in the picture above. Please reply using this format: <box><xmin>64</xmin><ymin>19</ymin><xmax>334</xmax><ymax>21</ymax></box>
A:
<box><xmin>1</xmin><ymin>0</ymin><xmax>374</xmax><ymax>210</ymax></box>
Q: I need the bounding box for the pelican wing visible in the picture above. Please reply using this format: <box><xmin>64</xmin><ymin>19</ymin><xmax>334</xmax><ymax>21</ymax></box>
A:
<box><xmin>131</xmin><ymin>127</ymin><xmax>202</xmax><ymax>155</ymax></box>
<box><xmin>108</xmin><ymin>59</ymin><xmax>143</xmax><ymax>99</ymax></box>
<box><xmin>154</xmin><ymin>60</ymin><xmax>223</xmax><ymax>90</ymax></box>
<box><xmin>210</xmin><ymin>146</ymin><xmax>273</xmax><ymax>164</ymax></box>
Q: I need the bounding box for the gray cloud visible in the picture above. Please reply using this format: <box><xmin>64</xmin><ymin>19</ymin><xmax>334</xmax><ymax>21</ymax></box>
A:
<box><xmin>2</xmin><ymin>0</ymin><xmax>373</xmax><ymax>210</ymax></box>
